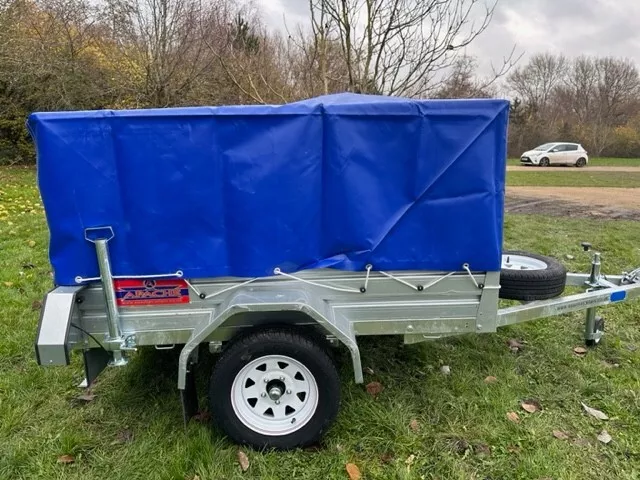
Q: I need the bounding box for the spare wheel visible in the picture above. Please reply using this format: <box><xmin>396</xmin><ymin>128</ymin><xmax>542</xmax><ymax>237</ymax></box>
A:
<box><xmin>499</xmin><ymin>250</ymin><xmax>567</xmax><ymax>301</ymax></box>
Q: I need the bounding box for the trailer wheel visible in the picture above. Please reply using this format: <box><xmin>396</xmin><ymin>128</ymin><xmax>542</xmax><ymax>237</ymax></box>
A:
<box><xmin>209</xmin><ymin>328</ymin><xmax>340</xmax><ymax>450</ymax></box>
<box><xmin>499</xmin><ymin>251</ymin><xmax>567</xmax><ymax>301</ymax></box>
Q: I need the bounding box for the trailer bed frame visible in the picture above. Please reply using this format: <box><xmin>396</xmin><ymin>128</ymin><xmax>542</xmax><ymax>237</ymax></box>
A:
<box><xmin>36</xmin><ymin>233</ymin><xmax>640</xmax><ymax>425</ymax></box>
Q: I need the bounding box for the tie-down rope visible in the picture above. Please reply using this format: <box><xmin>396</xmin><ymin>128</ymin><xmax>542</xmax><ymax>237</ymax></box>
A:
<box><xmin>273</xmin><ymin>268</ymin><xmax>362</xmax><ymax>293</ymax></box>
<box><xmin>75</xmin><ymin>264</ymin><xmax>480</xmax><ymax>297</ymax></box>
<box><xmin>75</xmin><ymin>270</ymin><xmax>184</xmax><ymax>284</ymax></box>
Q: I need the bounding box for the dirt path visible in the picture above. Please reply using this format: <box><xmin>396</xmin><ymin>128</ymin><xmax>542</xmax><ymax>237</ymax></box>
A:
<box><xmin>507</xmin><ymin>166</ymin><xmax>640</xmax><ymax>172</ymax></box>
<box><xmin>506</xmin><ymin>186</ymin><xmax>640</xmax><ymax>220</ymax></box>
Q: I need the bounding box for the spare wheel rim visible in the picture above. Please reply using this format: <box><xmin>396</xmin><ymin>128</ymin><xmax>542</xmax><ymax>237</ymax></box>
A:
<box><xmin>502</xmin><ymin>254</ymin><xmax>548</xmax><ymax>271</ymax></box>
<box><xmin>230</xmin><ymin>354</ymin><xmax>319</xmax><ymax>436</ymax></box>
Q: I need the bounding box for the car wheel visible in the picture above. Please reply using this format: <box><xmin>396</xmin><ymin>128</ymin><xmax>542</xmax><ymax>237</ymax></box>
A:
<box><xmin>209</xmin><ymin>327</ymin><xmax>340</xmax><ymax>450</ymax></box>
<box><xmin>499</xmin><ymin>250</ymin><xmax>567</xmax><ymax>301</ymax></box>
<box><xmin>539</xmin><ymin>157</ymin><xmax>550</xmax><ymax>167</ymax></box>
<box><xmin>575</xmin><ymin>158</ymin><xmax>587</xmax><ymax>167</ymax></box>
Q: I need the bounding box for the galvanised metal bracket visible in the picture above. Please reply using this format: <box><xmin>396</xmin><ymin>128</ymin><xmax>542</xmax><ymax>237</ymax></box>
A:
<box><xmin>85</xmin><ymin>226</ymin><xmax>134</xmax><ymax>366</ymax></box>
<box><xmin>177</xmin><ymin>288</ymin><xmax>363</xmax><ymax>390</ymax></box>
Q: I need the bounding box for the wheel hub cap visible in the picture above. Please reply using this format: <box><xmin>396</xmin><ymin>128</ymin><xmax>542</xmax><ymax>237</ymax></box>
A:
<box><xmin>501</xmin><ymin>254</ymin><xmax>548</xmax><ymax>271</ymax></box>
<box><xmin>267</xmin><ymin>383</ymin><xmax>284</xmax><ymax>401</ymax></box>
<box><xmin>231</xmin><ymin>354</ymin><xmax>319</xmax><ymax>436</ymax></box>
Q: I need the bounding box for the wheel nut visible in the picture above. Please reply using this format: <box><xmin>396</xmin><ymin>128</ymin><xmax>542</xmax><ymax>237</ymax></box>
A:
<box><xmin>263</xmin><ymin>378</ymin><xmax>269</xmax><ymax>383</ymax></box>
<box><xmin>275</xmin><ymin>400</ymin><xmax>280</xmax><ymax>405</ymax></box>
<box><xmin>261</xmin><ymin>392</ymin><xmax>266</xmax><ymax>398</ymax></box>
<box><xmin>279</xmin><ymin>376</ymin><xmax>285</xmax><ymax>381</ymax></box>
<box><xmin>286</xmin><ymin>389</ymin><xmax>292</xmax><ymax>394</ymax></box>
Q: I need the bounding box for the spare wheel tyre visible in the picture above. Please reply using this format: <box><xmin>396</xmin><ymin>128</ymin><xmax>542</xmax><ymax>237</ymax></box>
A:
<box><xmin>499</xmin><ymin>250</ymin><xmax>567</xmax><ymax>301</ymax></box>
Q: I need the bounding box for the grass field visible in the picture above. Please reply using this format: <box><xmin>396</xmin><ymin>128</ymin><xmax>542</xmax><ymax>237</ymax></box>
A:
<box><xmin>507</xmin><ymin>157</ymin><xmax>640</xmax><ymax>167</ymax></box>
<box><xmin>1</xmin><ymin>167</ymin><xmax>640</xmax><ymax>479</ymax></box>
<box><xmin>507</xmin><ymin>171</ymin><xmax>640</xmax><ymax>187</ymax></box>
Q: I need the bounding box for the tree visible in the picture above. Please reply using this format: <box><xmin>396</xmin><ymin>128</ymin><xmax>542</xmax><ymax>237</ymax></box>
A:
<box><xmin>98</xmin><ymin>0</ymin><xmax>225</xmax><ymax>107</ymax></box>
<box><xmin>508</xmin><ymin>53</ymin><xmax>567</xmax><ymax>112</ymax></box>
<box><xmin>231</xmin><ymin>13</ymin><xmax>260</xmax><ymax>54</ymax></box>
<box><xmin>208</xmin><ymin>12</ymin><xmax>300</xmax><ymax>104</ymax></box>
<box><xmin>304</xmin><ymin>0</ymin><xmax>517</xmax><ymax>97</ymax></box>
<box><xmin>0</xmin><ymin>0</ymin><xmax>113</xmax><ymax>161</ymax></box>
<box><xmin>561</xmin><ymin>56</ymin><xmax>640</xmax><ymax>155</ymax></box>
<box><xmin>434</xmin><ymin>55</ymin><xmax>495</xmax><ymax>99</ymax></box>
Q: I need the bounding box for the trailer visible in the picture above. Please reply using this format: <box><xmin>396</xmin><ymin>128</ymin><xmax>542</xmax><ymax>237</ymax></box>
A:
<box><xmin>29</xmin><ymin>94</ymin><xmax>640</xmax><ymax>450</ymax></box>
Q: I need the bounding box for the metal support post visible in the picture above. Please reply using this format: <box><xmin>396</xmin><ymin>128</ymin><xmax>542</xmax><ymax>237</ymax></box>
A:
<box><xmin>585</xmin><ymin>248</ymin><xmax>603</xmax><ymax>344</ymax></box>
<box><xmin>87</xmin><ymin>227</ymin><xmax>128</xmax><ymax>366</ymax></box>
<box><xmin>589</xmin><ymin>252</ymin><xmax>601</xmax><ymax>284</ymax></box>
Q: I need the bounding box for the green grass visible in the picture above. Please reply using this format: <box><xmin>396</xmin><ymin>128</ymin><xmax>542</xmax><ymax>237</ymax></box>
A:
<box><xmin>2</xmin><ymin>166</ymin><xmax>640</xmax><ymax>479</ymax></box>
<box><xmin>507</xmin><ymin>157</ymin><xmax>640</xmax><ymax>167</ymax></box>
<box><xmin>507</xmin><ymin>171</ymin><xmax>640</xmax><ymax>187</ymax></box>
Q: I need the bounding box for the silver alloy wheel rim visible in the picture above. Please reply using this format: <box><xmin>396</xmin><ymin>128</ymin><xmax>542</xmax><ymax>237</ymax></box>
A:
<box><xmin>231</xmin><ymin>354</ymin><xmax>319</xmax><ymax>436</ymax></box>
<box><xmin>501</xmin><ymin>254</ymin><xmax>548</xmax><ymax>271</ymax></box>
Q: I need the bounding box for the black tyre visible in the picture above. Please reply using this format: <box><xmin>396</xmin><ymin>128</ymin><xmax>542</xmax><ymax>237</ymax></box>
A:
<box><xmin>500</xmin><ymin>250</ymin><xmax>567</xmax><ymax>301</ymax></box>
<box><xmin>209</xmin><ymin>327</ymin><xmax>340</xmax><ymax>450</ymax></box>
<box><xmin>539</xmin><ymin>157</ymin><xmax>550</xmax><ymax>167</ymax></box>
<box><xmin>575</xmin><ymin>158</ymin><xmax>587</xmax><ymax>167</ymax></box>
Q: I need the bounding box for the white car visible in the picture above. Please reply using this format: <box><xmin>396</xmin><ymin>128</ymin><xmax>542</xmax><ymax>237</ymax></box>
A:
<box><xmin>520</xmin><ymin>142</ymin><xmax>589</xmax><ymax>167</ymax></box>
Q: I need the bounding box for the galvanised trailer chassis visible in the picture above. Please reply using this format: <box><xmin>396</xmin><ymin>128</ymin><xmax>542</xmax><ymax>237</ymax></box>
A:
<box><xmin>35</xmin><ymin>233</ymin><xmax>640</xmax><ymax>448</ymax></box>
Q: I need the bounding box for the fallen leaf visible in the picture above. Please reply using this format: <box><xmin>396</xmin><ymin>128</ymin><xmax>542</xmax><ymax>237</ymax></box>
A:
<box><xmin>440</xmin><ymin>365</ymin><xmax>451</xmax><ymax>375</ymax></box>
<box><xmin>507</xmin><ymin>411</ymin><xmax>521</xmax><ymax>423</ymax></box>
<box><xmin>31</xmin><ymin>300</ymin><xmax>42</xmax><ymax>311</ymax></box>
<box><xmin>597</xmin><ymin>430</ymin><xmax>612</xmax><ymax>444</ymax></box>
<box><xmin>346</xmin><ymin>463</ymin><xmax>361</xmax><ymax>480</ymax></box>
<box><xmin>28</xmin><ymin>240</ymin><xmax>36</xmax><ymax>247</ymax></box>
<box><xmin>573</xmin><ymin>438</ymin><xmax>590</xmax><ymax>447</ymax></box>
<box><xmin>77</xmin><ymin>393</ymin><xmax>96</xmax><ymax>402</ymax></box>
<box><xmin>601</xmin><ymin>360</ymin><xmax>620</xmax><ymax>369</ymax></box>
<box><xmin>581</xmin><ymin>402</ymin><xmax>609</xmax><ymax>420</ymax></box>
<box><xmin>474</xmin><ymin>443</ymin><xmax>491</xmax><ymax>456</ymax></box>
<box><xmin>405</xmin><ymin>454</ymin><xmax>415</xmax><ymax>466</ymax></box>
<box><xmin>3</xmin><ymin>282</ymin><xmax>13</xmax><ymax>287</ymax></box>
<box><xmin>553</xmin><ymin>430</ymin><xmax>570</xmax><ymax>440</ymax></box>
<box><xmin>573</xmin><ymin>346</ymin><xmax>588</xmax><ymax>356</ymax></box>
<box><xmin>484</xmin><ymin>376</ymin><xmax>498</xmax><ymax>384</ymax></box>
<box><xmin>115</xmin><ymin>429</ymin><xmax>134</xmax><ymax>444</ymax></box>
<box><xmin>364</xmin><ymin>367</ymin><xmax>375</xmax><ymax>375</ymax></box>
<box><xmin>521</xmin><ymin>399</ymin><xmax>542</xmax><ymax>413</ymax></box>
<box><xmin>57</xmin><ymin>454</ymin><xmax>75</xmax><ymax>464</ymax></box>
<box><xmin>507</xmin><ymin>338</ymin><xmax>523</xmax><ymax>352</ymax></box>
<box><xmin>409</xmin><ymin>419</ymin><xmax>420</xmax><ymax>432</ymax></box>
<box><xmin>365</xmin><ymin>381</ymin><xmax>384</xmax><ymax>397</ymax></box>
<box><xmin>380</xmin><ymin>451</ymin><xmax>394</xmax><ymax>464</ymax></box>
<box><xmin>237</xmin><ymin>450</ymin><xmax>249</xmax><ymax>472</ymax></box>
<box><xmin>507</xmin><ymin>444</ymin><xmax>521</xmax><ymax>454</ymax></box>
<box><xmin>193</xmin><ymin>411</ymin><xmax>211</xmax><ymax>423</ymax></box>
<box><xmin>336</xmin><ymin>444</ymin><xmax>344</xmax><ymax>452</ymax></box>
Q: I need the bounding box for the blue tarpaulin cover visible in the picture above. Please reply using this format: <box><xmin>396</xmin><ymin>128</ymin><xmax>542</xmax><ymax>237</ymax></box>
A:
<box><xmin>28</xmin><ymin>93</ymin><xmax>509</xmax><ymax>286</ymax></box>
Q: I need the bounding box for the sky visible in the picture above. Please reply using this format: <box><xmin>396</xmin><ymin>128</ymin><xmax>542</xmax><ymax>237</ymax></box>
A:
<box><xmin>256</xmin><ymin>0</ymin><xmax>640</xmax><ymax>76</ymax></box>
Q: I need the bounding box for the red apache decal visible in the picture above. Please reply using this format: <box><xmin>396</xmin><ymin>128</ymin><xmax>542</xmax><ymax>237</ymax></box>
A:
<box><xmin>114</xmin><ymin>279</ymin><xmax>190</xmax><ymax>306</ymax></box>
